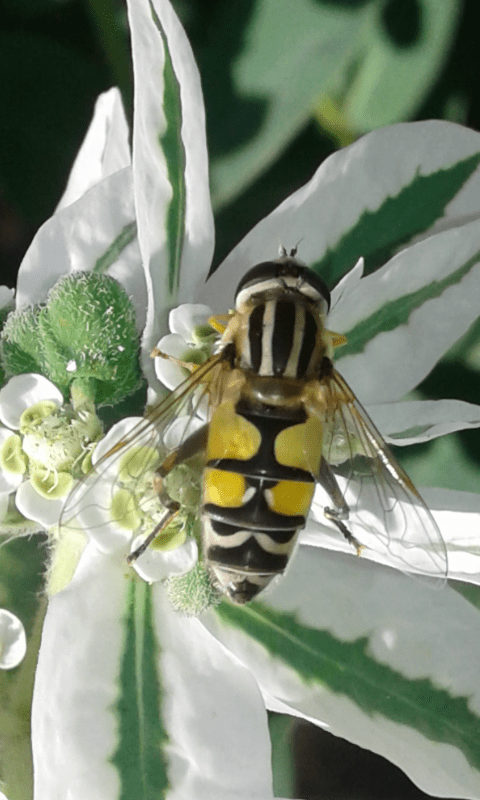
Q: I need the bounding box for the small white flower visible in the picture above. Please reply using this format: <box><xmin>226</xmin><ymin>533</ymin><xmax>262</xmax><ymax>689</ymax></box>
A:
<box><xmin>68</xmin><ymin>415</ymin><xmax>199</xmax><ymax>581</ymax></box>
<box><xmin>0</xmin><ymin>374</ymin><xmax>101</xmax><ymax>529</ymax></box>
<box><xmin>154</xmin><ymin>303</ymin><xmax>215</xmax><ymax>391</ymax></box>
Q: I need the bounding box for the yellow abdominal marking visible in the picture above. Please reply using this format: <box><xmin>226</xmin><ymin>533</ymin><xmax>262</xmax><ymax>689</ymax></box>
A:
<box><xmin>207</xmin><ymin>401</ymin><xmax>261</xmax><ymax>460</ymax></box>
<box><xmin>266</xmin><ymin>481</ymin><xmax>315</xmax><ymax>516</ymax></box>
<box><xmin>274</xmin><ymin>415</ymin><xmax>323</xmax><ymax>474</ymax></box>
<box><xmin>204</xmin><ymin>468</ymin><xmax>247</xmax><ymax>507</ymax></box>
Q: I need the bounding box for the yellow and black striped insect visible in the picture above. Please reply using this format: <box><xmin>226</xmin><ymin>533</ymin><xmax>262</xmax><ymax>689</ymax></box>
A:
<box><xmin>62</xmin><ymin>249</ymin><xmax>447</xmax><ymax>604</ymax></box>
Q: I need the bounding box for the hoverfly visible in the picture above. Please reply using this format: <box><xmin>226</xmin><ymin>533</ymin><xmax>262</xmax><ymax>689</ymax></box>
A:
<box><xmin>61</xmin><ymin>249</ymin><xmax>447</xmax><ymax>604</ymax></box>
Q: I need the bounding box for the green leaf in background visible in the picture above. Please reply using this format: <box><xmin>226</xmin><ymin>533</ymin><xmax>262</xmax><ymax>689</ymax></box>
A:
<box><xmin>203</xmin><ymin>0</ymin><xmax>461</xmax><ymax>211</ymax></box>
<box><xmin>338</xmin><ymin>0</ymin><xmax>461</xmax><ymax>133</ymax></box>
<box><xmin>217</xmin><ymin>600</ymin><xmax>480</xmax><ymax>774</ymax></box>
<box><xmin>268</xmin><ymin>712</ymin><xmax>297</xmax><ymax>799</ymax></box>
<box><xmin>208</xmin><ymin>0</ymin><xmax>365</xmax><ymax>209</ymax></box>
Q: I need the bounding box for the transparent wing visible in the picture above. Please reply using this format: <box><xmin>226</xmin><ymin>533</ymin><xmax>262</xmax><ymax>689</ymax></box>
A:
<box><xmin>59</xmin><ymin>352</ymin><xmax>227</xmax><ymax>547</ymax></box>
<box><xmin>317</xmin><ymin>368</ymin><xmax>448</xmax><ymax>578</ymax></box>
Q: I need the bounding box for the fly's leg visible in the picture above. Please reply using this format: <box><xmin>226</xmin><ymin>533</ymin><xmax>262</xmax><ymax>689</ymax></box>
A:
<box><xmin>150</xmin><ymin>348</ymin><xmax>198</xmax><ymax>372</ymax></box>
<box><xmin>127</xmin><ymin>424</ymin><xmax>209</xmax><ymax>564</ymax></box>
<box><xmin>317</xmin><ymin>458</ymin><xmax>364</xmax><ymax>555</ymax></box>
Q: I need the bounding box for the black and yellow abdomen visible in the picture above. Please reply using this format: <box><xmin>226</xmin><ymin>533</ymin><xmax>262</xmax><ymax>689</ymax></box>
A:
<box><xmin>202</xmin><ymin>394</ymin><xmax>323</xmax><ymax>603</ymax></box>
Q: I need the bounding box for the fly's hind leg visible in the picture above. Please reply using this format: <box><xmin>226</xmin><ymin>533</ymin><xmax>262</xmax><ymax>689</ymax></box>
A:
<box><xmin>127</xmin><ymin>424</ymin><xmax>209</xmax><ymax>564</ymax></box>
<box><xmin>317</xmin><ymin>458</ymin><xmax>364</xmax><ymax>556</ymax></box>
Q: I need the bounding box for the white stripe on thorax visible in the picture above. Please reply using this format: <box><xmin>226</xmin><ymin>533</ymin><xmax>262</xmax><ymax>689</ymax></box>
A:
<box><xmin>258</xmin><ymin>299</ymin><xmax>276</xmax><ymax>375</ymax></box>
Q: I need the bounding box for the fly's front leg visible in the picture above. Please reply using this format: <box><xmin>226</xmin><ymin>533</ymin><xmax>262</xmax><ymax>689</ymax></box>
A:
<box><xmin>317</xmin><ymin>458</ymin><xmax>364</xmax><ymax>555</ymax></box>
<box><xmin>127</xmin><ymin>424</ymin><xmax>209</xmax><ymax>564</ymax></box>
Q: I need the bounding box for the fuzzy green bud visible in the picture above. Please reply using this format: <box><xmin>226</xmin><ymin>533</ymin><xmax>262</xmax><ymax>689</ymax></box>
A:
<box><xmin>38</xmin><ymin>272</ymin><xmax>143</xmax><ymax>406</ymax></box>
<box><xmin>1</xmin><ymin>273</ymin><xmax>144</xmax><ymax>407</ymax></box>
<box><xmin>165</xmin><ymin>561</ymin><xmax>220</xmax><ymax>615</ymax></box>
<box><xmin>1</xmin><ymin>306</ymin><xmax>46</xmax><ymax>377</ymax></box>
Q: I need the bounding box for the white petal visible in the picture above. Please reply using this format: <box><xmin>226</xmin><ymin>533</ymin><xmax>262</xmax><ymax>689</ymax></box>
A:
<box><xmin>56</xmin><ymin>88</ymin><xmax>131</xmax><ymax>211</ymax></box>
<box><xmin>422</xmin><ymin>487</ymin><xmax>480</xmax><ymax>581</ymax></box>
<box><xmin>0</xmin><ymin>286</ymin><xmax>14</xmax><ymax>308</ymax></box>
<box><xmin>304</xmin><ymin>485</ymin><xmax>480</xmax><ymax>584</ymax></box>
<box><xmin>330</xmin><ymin>256</ymin><xmax>364</xmax><ymax>311</ymax></box>
<box><xmin>32</xmin><ymin>542</ymin><xmax>277</xmax><ymax>800</ymax></box>
<box><xmin>92</xmin><ymin>416</ymin><xmax>148</xmax><ymax>470</ymax></box>
<box><xmin>74</xmin><ymin>478</ymin><xmax>133</xmax><ymax>553</ymax></box>
<box><xmin>0</xmin><ymin>472</ymin><xmax>22</xmax><ymax>493</ymax></box>
<box><xmin>329</xmin><ymin>217</ymin><xmax>480</xmax><ymax>403</ymax></box>
<box><xmin>0</xmin><ymin>609</ymin><xmax>26</xmax><ymax>669</ymax></box>
<box><xmin>169</xmin><ymin>304</ymin><xmax>212</xmax><ymax>341</ymax></box>
<box><xmin>154</xmin><ymin>333</ymin><xmax>190</xmax><ymax>390</ymax></box>
<box><xmin>32</xmin><ymin>545</ymin><xmax>130</xmax><ymax>800</ymax></box>
<box><xmin>132</xmin><ymin>536</ymin><xmax>197</xmax><ymax>582</ymax></box>
<box><xmin>153</xmin><ymin>585</ymin><xmax>275</xmax><ymax>799</ymax></box>
<box><xmin>15</xmin><ymin>481</ymin><xmax>64</xmax><ymax>528</ymax></box>
<box><xmin>0</xmin><ymin>374</ymin><xmax>63</xmax><ymax>429</ymax></box>
<box><xmin>162</xmin><ymin>415</ymin><xmax>204</xmax><ymax>450</ymax></box>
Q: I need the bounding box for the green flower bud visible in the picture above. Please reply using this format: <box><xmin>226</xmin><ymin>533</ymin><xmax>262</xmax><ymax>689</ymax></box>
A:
<box><xmin>0</xmin><ymin>306</ymin><xmax>46</xmax><ymax>378</ymax></box>
<box><xmin>38</xmin><ymin>272</ymin><xmax>143</xmax><ymax>406</ymax></box>
<box><xmin>165</xmin><ymin>561</ymin><xmax>220</xmax><ymax>615</ymax></box>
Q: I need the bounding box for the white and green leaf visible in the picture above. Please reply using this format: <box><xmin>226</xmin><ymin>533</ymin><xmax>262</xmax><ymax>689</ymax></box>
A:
<box><xmin>15</xmin><ymin>168</ymin><xmax>145</xmax><ymax>334</ymax></box>
<box><xmin>56</xmin><ymin>87</ymin><xmax>131</xmax><ymax>212</ymax></box>
<box><xmin>206</xmin><ymin>545</ymin><xmax>480</xmax><ymax>798</ymax></box>
<box><xmin>202</xmin><ymin>121</ymin><xmax>480</xmax><ymax>311</ymax></box>
<box><xmin>128</xmin><ymin>0</ymin><xmax>214</xmax><ymax>391</ymax></box>
<box><xmin>31</xmin><ymin>544</ymin><xmax>283</xmax><ymax>800</ymax></box>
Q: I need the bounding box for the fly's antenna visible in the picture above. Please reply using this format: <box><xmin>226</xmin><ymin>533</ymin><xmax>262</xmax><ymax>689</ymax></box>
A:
<box><xmin>290</xmin><ymin>238</ymin><xmax>303</xmax><ymax>257</ymax></box>
<box><xmin>278</xmin><ymin>240</ymin><xmax>303</xmax><ymax>258</ymax></box>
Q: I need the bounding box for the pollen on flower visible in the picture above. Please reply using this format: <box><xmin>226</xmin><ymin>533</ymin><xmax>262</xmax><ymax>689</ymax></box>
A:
<box><xmin>20</xmin><ymin>402</ymin><xmax>102</xmax><ymax>477</ymax></box>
